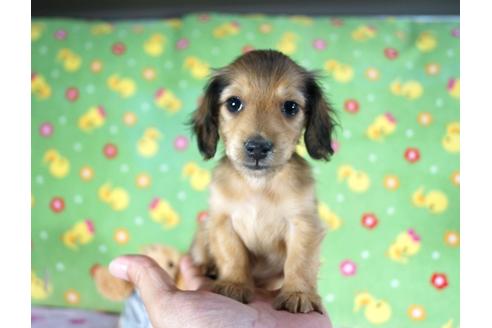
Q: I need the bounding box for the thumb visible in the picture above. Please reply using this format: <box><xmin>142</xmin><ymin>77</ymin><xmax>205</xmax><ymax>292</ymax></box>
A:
<box><xmin>109</xmin><ymin>255</ymin><xmax>177</xmax><ymax>304</ymax></box>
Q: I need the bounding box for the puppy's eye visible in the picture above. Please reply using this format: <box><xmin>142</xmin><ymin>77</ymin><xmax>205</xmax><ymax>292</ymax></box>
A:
<box><xmin>282</xmin><ymin>101</ymin><xmax>299</xmax><ymax>117</ymax></box>
<box><xmin>226</xmin><ymin>97</ymin><xmax>243</xmax><ymax>113</ymax></box>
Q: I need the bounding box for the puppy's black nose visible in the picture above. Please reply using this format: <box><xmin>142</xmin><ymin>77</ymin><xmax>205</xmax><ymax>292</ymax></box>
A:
<box><xmin>244</xmin><ymin>136</ymin><xmax>273</xmax><ymax>161</ymax></box>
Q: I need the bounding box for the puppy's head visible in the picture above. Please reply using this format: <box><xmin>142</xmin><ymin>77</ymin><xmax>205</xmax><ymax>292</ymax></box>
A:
<box><xmin>191</xmin><ymin>50</ymin><xmax>335</xmax><ymax>175</ymax></box>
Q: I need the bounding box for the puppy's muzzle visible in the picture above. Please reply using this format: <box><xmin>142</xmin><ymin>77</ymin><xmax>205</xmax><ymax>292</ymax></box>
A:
<box><xmin>244</xmin><ymin>135</ymin><xmax>273</xmax><ymax>162</ymax></box>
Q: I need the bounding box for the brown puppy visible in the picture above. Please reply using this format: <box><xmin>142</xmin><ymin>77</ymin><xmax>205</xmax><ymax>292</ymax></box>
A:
<box><xmin>189</xmin><ymin>50</ymin><xmax>335</xmax><ymax>314</ymax></box>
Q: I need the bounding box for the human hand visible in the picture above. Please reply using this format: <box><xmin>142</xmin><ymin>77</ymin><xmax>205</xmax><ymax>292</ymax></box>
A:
<box><xmin>109</xmin><ymin>255</ymin><xmax>332</xmax><ymax>328</ymax></box>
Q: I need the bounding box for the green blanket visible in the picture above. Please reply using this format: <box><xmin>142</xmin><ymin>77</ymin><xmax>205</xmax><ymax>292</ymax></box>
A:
<box><xmin>31</xmin><ymin>13</ymin><xmax>460</xmax><ymax>327</ymax></box>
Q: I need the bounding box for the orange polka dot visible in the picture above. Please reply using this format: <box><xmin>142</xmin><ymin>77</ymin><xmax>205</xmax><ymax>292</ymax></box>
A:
<box><xmin>90</xmin><ymin>60</ymin><xmax>103</xmax><ymax>73</ymax></box>
<box><xmin>407</xmin><ymin>304</ymin><xmax>426</xmax><ymax>321</ymax></box>
<box><xmin>136</xmin><ymin>173</ymin><xmax>152</xmax><ymax>189</ymax></box>
<box><xmin>384</xmin><ymin>175</ymin><xmax>400</xmax><ymax>191</ymax></box>
<box><xmin>259</xmin><ymin>23</ymin><xmax>272</xmax><ymax>33</ymax></box>
<box><xmin>123</xmin><ymin>112</ymin><xmax>137</xmax><ymax>126</ymax></box>
<box><xmin>417</xmin><ymin>112</ymin><xmax>433</xmax><ymax>127</ymax></box>
<box><xmin>114</xmin><ymin>228</ymin><xmax>130</xmax><ymax>245</ymax></box>
<box><xmin>444</xmin><ymin>231</ymin><xmax>460</xmax><ymax>247</ymax></box>
<box><xmin>425</xmin><ymin>63</ymin><xmax>440</xmax><ymax>75</ymax></box>
<box><xmin>142</xmin><ymin>68</ymin><xmax>156</xmax><ymax>81</ymax></box>
<box><xmin>365</xmin><ymin>67</ymin><xmax>380</xmax><ymax>81</ymax></box>
<box><xmin>64</xmin><ymin>289</ymin><xmax>80</xmax><ymax>305</ymax></box>
<box><xmin>450</xmin><ymin>171</ymin><xmax>460</xmax><ymax>186</ymax></box>
<box><xmin>80</xmin><ymin>166</ymin><xmax>94</xmax><ymax>181</ymax></box>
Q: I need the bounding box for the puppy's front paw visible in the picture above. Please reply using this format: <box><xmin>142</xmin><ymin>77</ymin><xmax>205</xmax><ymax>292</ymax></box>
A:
<box><xmin>273</xmin><ymin>290</ymin><xmax>323</xmax><ymax>314</ymax></box>
<box><xmin>211</xmin><ymin>280</ymin><xmax>253</xmax><ymax>304</ymax></box>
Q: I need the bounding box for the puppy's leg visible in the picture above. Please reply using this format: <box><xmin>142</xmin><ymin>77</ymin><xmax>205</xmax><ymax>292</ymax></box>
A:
<box><xmin>208</xmin><ymin>214</ymin><xmax>253</xmax><ymax>303</ymax></box>
<box><xmin>274</xmin><ymin>217</ymin><xmax>325</xmax><ymax>314</ymax></box>
<box><xmin>189</xmin><ymin>225</ymin><xmax>217</xmax><ymax>279</ymax></box>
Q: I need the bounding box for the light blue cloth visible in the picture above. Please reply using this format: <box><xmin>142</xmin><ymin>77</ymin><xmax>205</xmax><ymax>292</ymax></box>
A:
<box><xmin>119</xmin><ymin>292</ymin><xmax>152</xmax><ymax>328</ymax></box>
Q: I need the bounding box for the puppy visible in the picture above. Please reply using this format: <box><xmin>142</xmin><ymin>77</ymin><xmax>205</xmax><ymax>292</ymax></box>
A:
<box><xmin>189</xmin><ymin>50</ymin><xmax>335</xmax><ymax>314</ymax></box>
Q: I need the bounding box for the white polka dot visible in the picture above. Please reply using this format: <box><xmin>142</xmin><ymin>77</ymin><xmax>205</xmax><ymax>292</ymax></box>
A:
<box><xmin>384</xmin><ymin>35</ymin><xmax>392</xmax><ymax>44</ymax></box>
<box><xmin>40</xmin><ymin>231</ymin><xmax>48</xmax><ymax>240</ymax></box>
<box><xmin>447</xmin><ymin>49</ymin><xmax>454</xmax><ymax>57</ymax></box>
<box><xmin>120</xmin><ymin>164</ymin><xmax>129</xmax><ymax>173</ymax></box>
<box><xmin>98</xmin><ymin>245</ymin><xmax>108</xmax><ymax>253</ymax></box>
<box><xmin>51</xmin><ymin>69</ymin><xmax>60</xmax><ymax>79</ymax></box>
<box><xmin>109</xmin><ymin>125</ymin><xmax>119</xmax><ymax>135</ymax></box>
<box><xmin>73</xmin><ymin>143</ymin><xmax>82</xmax><ymax>152</ymax></box>
<box><xmin>164</xmin><ymin>61</ymin><xmax>174</xmax><ymax>69</ymax></box>
<box><xmin>72</xmin><ymin>25</ymin><xmax>81</xmax><ymax>32</ymax></box>
<box><xmin>86</xmin><ymin>84</ymin><xmax>95</xmax><ymax>94</ymax></box>
<box><xmin>430</xmin><ymin>165</ymin><xmax>439</xmax><ymax>174</ymax></box>
<box><xmin>405</xmin><ymin>129</ymin><xmax>414</xmax><ymax>138</ymax></box>
<box><xmin>325</xmin><ymin>293</ymin><xmax>335</xmax><ymax>303</ymax></box>
<box><xmin>353</xmin><ymin>49</ymin><xmax>361</xmax><ymax>57</ymax></box>
<box><xmin>135</xmin><ymin>216</ymin><xmax>144</xmax><ymax>226</ymax></box>
<box><xmin>367</xmin><ymin>94</ymin><xmax>375</xmax><ymax>102</ymax></box>
<box><xmin>246</xmin><ymin>32</ymin><xmax>256</xmax><ymax>41</ymax></box>
<box><xmin>160</xmin><ymin>164</ymin><xmax>169</xmax><ymax>172</ymax></box>
<box><xmin>390</xmin><ymin>278</ymin><xmax>400</xmax><ymax>288</ymax></box>
<box><xmin>386</xmin><ymin>206</ymin><xmax>396</xmax><ymax>215</ymax></box>
<box><xmin>192</xmin><ymin>29</ymin><xmax>201</xmax><ymax>37</ymax></box>
<box><xmin>432</xmin><ymin>251</ymin><xmax>440</xmax><ymax>260</ymax></box>
<box><xmin>127</xmin><ymin>58</ymin><xmax>136</xmax><ymax>67</ymax></box>
<box><xmin>329</xmin><ymin>33</ymin><xmax>338</xmax><ymax>41</ymax></box>
<box><xmin>74</xmin><ymin>195</ymin><xmax>83</xmax><ymax>204</ymax></box>
<box><xmin>436</xmin><ymin>98</ymin><xmax>444</xmax><ymax>107</ymax></box>
<box><xmin>300</xmin><ymin>60</ymin><xmax>311</xmax><ymax>67</ymax></box>
<box><xmin>335</xmin><ymin>193</ymin><xmax>345</xmax><ymax>203</ymax></box>
<box><xmin>36</xmin><ymin>175</ymin><xmax>45</xmax><ymax>185</ymax></box>
<box><xmin>361</xmin><ymin>250</ymin><xmax>370</xmax><ymax>259</ymax></box>
<box><xmin>56</xmin><ymin>262</ymin><xmax>65</xmax><ymax>272</ymax></box>
<box><xmin>211</xmin><ymin>47</ymin><xmax>220</xmax><ymax>56</ymax></box>
<box><xmin>177</xmin><ymin>191</ymin><xmax>187</xmax><ymax>200</ymax></box>
<box><xmin>368</xmin><ymin>153</ymin><xmax>378</xmax><ymax>163</ymax></box>
<box><xmin>58</xmin><ymin>116</ymin><xmax>67</xmax><ymax>125</ymax></box>
<box><xmin>84</xmin><ymin>42</ymin><xmax>93</xmax><ymax>50</ymax></box>
<box><xmin>342</xmin><ymin>129</ymin><xmax>352</xmax><ymax>139</ymax></box>
<box><xmin>405</xmin><ymin>61</ymin><xmax>414</xmax><ymax>69</ymax></box>
<box><xmin>141</xmin><ymin>102</ymin><xmax>150</xmax><ymax>112</ymax></box>
<box><xmin>39</xmin><ymin>46</ymin><xmax>48</xmax><ymax>55</ymax></box>
<box><xmin>179</xmin><ymin>80</ymin><xmax>188</xmax><ymax>88</ymax></box>
<box><xmin>117</xmin><ymin>30</ymin><xmax>127</xmax><ymax>38</ymax></box>
<box><xmin>313</xmin><ymin>167</ymin><xmax>321</xmax><ymax>175</ymax></box>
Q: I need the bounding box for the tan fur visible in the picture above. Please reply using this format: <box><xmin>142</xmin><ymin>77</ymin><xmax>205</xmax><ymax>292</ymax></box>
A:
<box><xmin>190</xmin><ymin>50</ymin><xmax>334</xmax><ymax>313</ymax></box>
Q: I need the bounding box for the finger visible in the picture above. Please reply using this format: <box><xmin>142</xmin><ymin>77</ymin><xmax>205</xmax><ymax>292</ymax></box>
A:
<box><xmin>179</xmin><ymin>256</ymin><xmax>210</xmax><ymax>291</ymax></box>
<box><xmin>109</xmin><ymin>255</ymin><xmax>177</xmax><ymax>305</ymax></box>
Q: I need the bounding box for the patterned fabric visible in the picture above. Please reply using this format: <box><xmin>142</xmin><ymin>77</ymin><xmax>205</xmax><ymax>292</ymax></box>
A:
<box><xmin>31</xmin><ymin>14</ymin><xmax>460</xmax><ymax>327</ymax></box>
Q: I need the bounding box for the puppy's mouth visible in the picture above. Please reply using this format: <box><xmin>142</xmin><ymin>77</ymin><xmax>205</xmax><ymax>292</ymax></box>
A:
<box><xmin>244</xmin><ymin>160</ymin><xmax>269</xmax><ymax>171</ymax></box>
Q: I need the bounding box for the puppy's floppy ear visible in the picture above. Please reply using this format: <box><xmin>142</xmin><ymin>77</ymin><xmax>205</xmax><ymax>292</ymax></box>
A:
<box><xmin>303</xmin><ymin>73</ymin><xmax>336</xmax><ymax>160</ymax></box>
<box><xmin>190</xmin><ymin>72</ymin><xmax>228</xmax><ymax>159</ymax></box>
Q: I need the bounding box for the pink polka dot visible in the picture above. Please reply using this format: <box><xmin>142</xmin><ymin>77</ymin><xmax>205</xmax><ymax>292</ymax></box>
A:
<box><xmin>54</xmin><ymin>29</ymin><xmax>68</xmax><ymax>40</ymax></box>
<box><xmin>340</xmin><ymin>260</ymin><xmax>357</xmax><ymax>276</ymax></box>
<box><xmin>331</xmin><ymin>140</ymin><xmax>340</xmax><ymax>153</ymax></box>
<box><xmin>103</xmin><ymin>143</ymin><xmax>118</xmax><ymax>159</ymax></box>
<box><xmin>174</xmin><ymin>136</ymin><xmax>189</xmax><ymax>151</ymax></box>
<box><xmin>312</xmin><ymin>39</ymin><xmax>327</xmax><ymax>50</ymax></box>
<box><xmin>50</xmin><ymin>197</ymin><xmax>65</xmax><ymax>213</ymax></box>
<box><xmin>176</xmin><ymin>38</ymin><xmax>189</xmax><ymax>50</ymax></box>
<box><xmin>39</xmin><ymin>122</ymin><xmax>54</xmax><ymax>137</ymax></box>
<box><xmin>65</xmin><ymin>87</ymin><xmax>79</xmax><ymax>102</ymax></box>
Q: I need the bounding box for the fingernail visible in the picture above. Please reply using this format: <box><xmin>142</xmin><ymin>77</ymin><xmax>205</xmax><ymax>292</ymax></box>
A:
<box><xmin>109</xmin><ymin>258</ymin><xmax>129</xmax><ymax>281</ymax></box>
<box><xmin>180</xmin><ymin>256</ymin><xmax>193</xmax><ymax>271</ymax></box>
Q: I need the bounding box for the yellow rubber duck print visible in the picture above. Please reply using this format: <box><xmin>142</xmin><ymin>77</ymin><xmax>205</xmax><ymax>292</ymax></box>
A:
<box><xmin>31</xmin><ymin>23</ymin><xmax>44</xmax><ymax>41</ymax></box>
<box><xmin>91</xmin><ymin>23</ymin><xmax>113</xmax><ymax>35</ymax></box>
<box><xmin>31</xmin><ymin>73</ymin><xmax>52</xmax><ymax>100</ymax></box>
<box><xmin>412</xmin><ymin>187</ymin><xmax>449</xmax><ymax>214</ymax></box>
<box><xmin>277</xmin><ymin>32</ymin><xmax>298</xmax><ymax>55</ymax></box>
<box><xmin>137</xmin><ymin>127</ymin><xmax>162</xmax><ymax>157</ymax></box>
<box><xmin>318</xmin><ymin>203</ymin><xmax>342</xmax><ymax>231</ymax></box>
<box><xmin>448</xmin><ymin>78</ymin><xmax>460</xmax><ymax>99</ymax></box>
<box><xmin>184</xmin><ymin>56</ymin><xmax>211</xmax><ymax>79</ymax></box>
<box><xmin>354</xmin><ymin>292</ymin><xmax>392</xmax><ymax>325</ymax></box>
<box><xmin>149</xmin><ymin>197</ymin><xmax>180</xmax><ymax>229</ymax></box>
<box><xmin>324</xmin><ymin>60</ymin><xmax>354</xmax><ymax>83</ymax></box>
<box><xmin>57</xmin><ymin>48</ymin><xmax>82</xmax><ymax>72</ymax></box>
<box><xmin>62</xmin><ymin>219</ymin><xmax>95</xmax><ymax>250</ymax></box>
<box><xmin>32</xmin><ymin>270</ymin><xmax>53</xmax><ymax>300</ymax></box>
<box><xmin>78</xmin><ymin>106</ymin><xmax>106</xmax><ymax>132</ymax></box>
<box><xmin>367</xmin><ymin>112</ymin><xmax>397</xmax><ymax>141</ymax></box>
<box><xmin>107</xmin><ymin>74</ymin><xmax>136</xmax><ymax>98</ymax></box>
<box><xmin>43</xmin><ymin>149</ymin><xmax>70</xmax><ymax>178</ymax></box>
<box><xmin>338</xmin><ymin>165</ymin><xmax>370</xmax><ymax>193</ymax></box>
<box><xmin>416</xmin><ymin>31</ymin><xmax>437</xmax><ymax>52</ymax></box>
<box><xmin>352</xmin><ymin>25</ymin><xmax>376</xmax><ymax>41</ymax></box>
<box><xmin>144</xmin><ymin>34</ymin><xmax>166</xmax><ymax>57</ymax></box>
<box><xmin>182</xmin><ymin>162</ymin><xmax>211</xmax><ymax>191</ymax></box>
<box><xmin>390</xmin><ymin>79</ymin><xmax>423</xmax><ymax>100</ymax></box>
<box><xmin>387</xmin><ymin>229</ymin><xmax>421</xmax><ymax>263</ymax></box>
<box><xmin>213</xmin><ymin>21</ymin><xmax>240</xmax><ymax>38</ymax></box>
<box><xmin>442</xmin><ymin>319</ymin><xmax>454</xmax><ymax>328</ymax></box>
<box><xmin>99</xmin><ymin>183</ymin><xmax>130</xmax><ymax>211</ymax></box>
<box><xmin>154</xmin><ymin>88</ymin><xmax>182</xmax><ymax>113</ymax></box>
<box><xmin>442</xmin><ymin>121</ymin><xmax>460</xmax><ymax>153</ymax></box>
